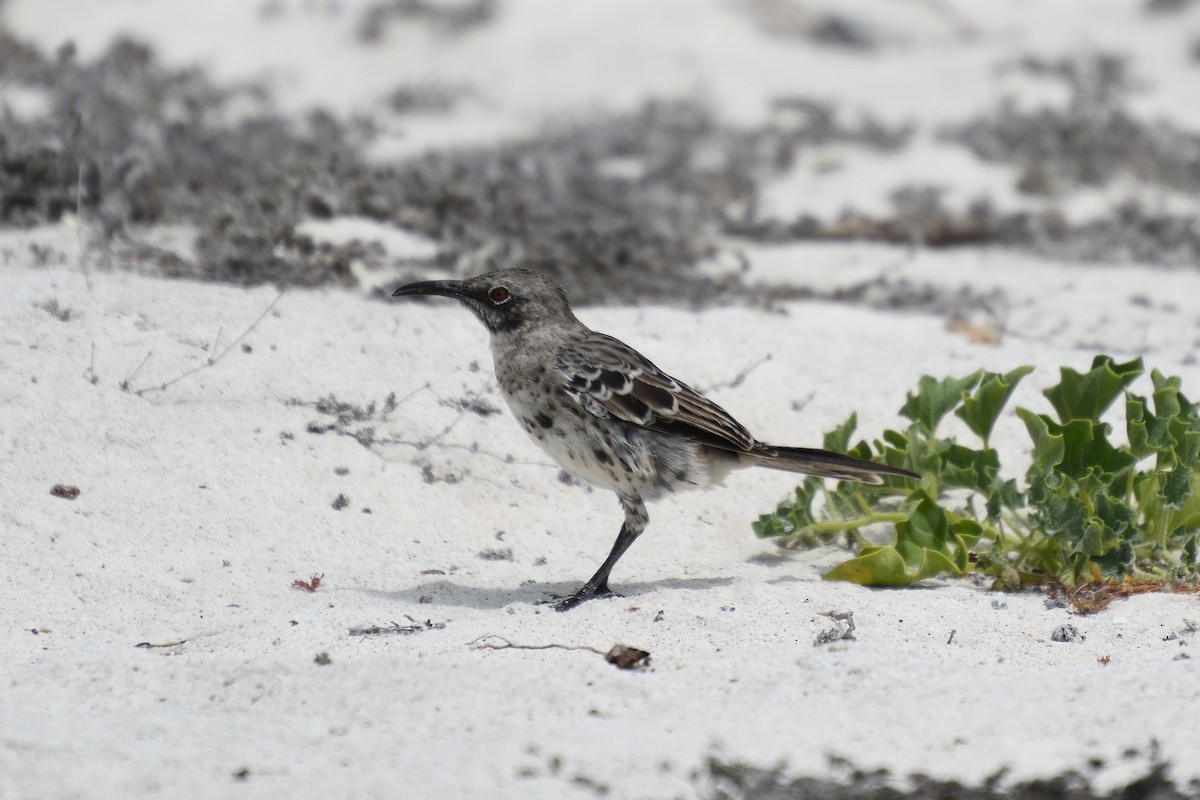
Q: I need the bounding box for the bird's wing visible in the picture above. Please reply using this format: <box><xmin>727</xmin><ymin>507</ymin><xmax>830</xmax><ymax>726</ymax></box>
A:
<box><xmin>555</xmin><ymin>332</ymin><xmax>758</xmax><ymax>453</ymax></box>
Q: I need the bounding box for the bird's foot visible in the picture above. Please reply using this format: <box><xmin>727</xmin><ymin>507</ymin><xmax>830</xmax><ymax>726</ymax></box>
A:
<box><xmin>541</xmin><ymin>583</ymin><xmax>618</xmax><ymax>612</ymax></box>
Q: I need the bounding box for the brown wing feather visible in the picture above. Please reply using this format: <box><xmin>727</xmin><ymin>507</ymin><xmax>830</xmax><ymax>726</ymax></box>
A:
<box><xmin>557</xmin><ymin>333</ymin><xmax>758</xmax><ymax>453</ymax></box>
<box><xmin>555</xmin><ymin>332</ymin><xmax>919</xmax><ymax>483</ymax></box>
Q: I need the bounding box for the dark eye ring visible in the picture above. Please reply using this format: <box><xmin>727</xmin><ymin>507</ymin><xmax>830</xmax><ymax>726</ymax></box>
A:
<box><xmin>489</xmin><ymin>286</ymin><xmax>511</xmax><ymax>304</ymax></box>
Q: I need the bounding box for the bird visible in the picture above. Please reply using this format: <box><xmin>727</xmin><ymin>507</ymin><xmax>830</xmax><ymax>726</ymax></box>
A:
<box><xmin>393</xmin><ymin>269</ymin><xmax>917</xmax><ymax>610</ymax></box>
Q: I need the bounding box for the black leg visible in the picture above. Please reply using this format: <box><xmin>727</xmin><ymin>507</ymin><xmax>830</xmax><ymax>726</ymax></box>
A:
<box><xmin>554</xmin><ymin>495</ymin><xmax>648</xmax><ymax>612</ymax></box>
<box><xmin>554</xmin><ymin>521</ymin><xmax>639</xmax><ymax>611</ymax></box>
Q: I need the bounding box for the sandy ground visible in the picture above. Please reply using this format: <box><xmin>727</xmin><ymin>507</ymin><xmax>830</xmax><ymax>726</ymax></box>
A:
<box><xmin>4</xmin><ymin>0</ymin><xmax>1200</xmax><ymax>798</ymax></box>
<box><xmin>3</xmin><ymin>245</ymin><xmax>1200</xmax><ymax>799</ymax></box>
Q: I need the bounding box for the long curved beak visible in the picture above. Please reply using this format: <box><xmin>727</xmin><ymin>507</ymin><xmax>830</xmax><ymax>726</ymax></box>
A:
<box><xmin>392</xmin><ymin>279</ymin><xmax>467</xmax><ymax>299</ymax></box>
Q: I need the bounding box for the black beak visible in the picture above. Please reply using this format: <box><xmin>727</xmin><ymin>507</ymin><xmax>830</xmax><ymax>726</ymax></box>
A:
<box><xmin>392</xmin><ymin>279</ymin><xmax>468</xmax><ymax>299</ymax></box>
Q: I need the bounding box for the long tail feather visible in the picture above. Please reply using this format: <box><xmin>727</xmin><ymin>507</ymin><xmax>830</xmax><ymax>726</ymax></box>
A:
<box><xmin>756</xmin><ymin>446</ymin><xmax>918</xmax><ymax>484</ymax></box>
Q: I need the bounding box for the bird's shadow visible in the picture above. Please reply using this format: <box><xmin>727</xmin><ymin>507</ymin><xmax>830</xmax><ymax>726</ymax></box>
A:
<box><xmin>357</xmin><ymin>576</ymin><xmax>734</xmax><ymax>611</ymax></box>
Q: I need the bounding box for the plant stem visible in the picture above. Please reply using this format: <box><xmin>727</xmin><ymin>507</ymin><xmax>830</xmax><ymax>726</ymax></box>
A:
<box><xmin>802</xmin><ymin>512</ymin><xmax>908</xmax><ymax>534</ymax></box>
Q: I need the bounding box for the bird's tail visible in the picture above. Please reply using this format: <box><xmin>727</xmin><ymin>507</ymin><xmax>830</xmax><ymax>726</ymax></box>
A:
<box><xmin>754</xmin><ymin>446</ymin><xmax>918</xmax><ymax>484</ymax></box>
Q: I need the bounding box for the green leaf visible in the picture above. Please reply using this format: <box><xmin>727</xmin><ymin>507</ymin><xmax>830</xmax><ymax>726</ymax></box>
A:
<box><xmin>1019</xmin><ymin>411</ymin><xmax>1134</xmax><ymax>483</ymax></box>
<box><xmin>1159</xmin><ymin>464</ymin><xmax>1192</xmax><ymax>509</ymax></box>
<box><xmin>1151</xmin><ymin>369</ymin><xmax>1188</xmax><ymax>419</ymax></box>
<box><xmin>751</xmin><ymin>514</ymin><xmax>788</xmax><ymax>538</ymax></box>
<box><xmin>900</xmin><ymin>371</ymin><xmax>983</xmax><ymax>435</ymax></box>
<box><xmin>823</xmin><ymin>546</ymin><xmax>906</xmax><ymax>584</ymax></box>
<box><xmin>887</xmin><ymin>493</ymin><xmax>965</xmax><ymax>575</ymax></box>
<box><xmin>1074</xmin><ymin>518</ymin><xmax>1117</xmax><ymax>557</ymax></box>
<box><xmin>1016</xmin><ymin>408</ymin><xmax>1065</xmax><ymax>474</ymax></box>
<box><xmin>994</xmin><ymin>478</ymin><xmax>1023</xmax><ymax>511</ymax></box>
<box><xmin>1176</xmin><ymin>475</ymin><xmax>1200</xmax><ymax>534</ymax></box>
<box><xmin>1091</xmin><ymin>539</ymin><xmax>1135</xmax><ymax>579</ymax></box>
<box><xmin>955</xmin><ymin>365</ymin><xmax>1034</xmax><ymax>443</ymax></box>
<box><xmin>752</xmin><ymin>476</ymin><xmax>822</xmax><ymax>539</ymax></box>
<box><xmin>826</xmin><ymin>480</ymin><xmax>863</xmax><ymax>520</ymax></box>
<box><xmin>984</xmin><ymin>478</ymin><xmax>1023</xmax><ymax>524</ymax></box>
<box><xmin>823</xmin><ymin>545</ymin><xmax>960</xmax><ymax>586</ymax></box>
<box><xmin>881</xmin><ymin>428</ymin><xmax>908</xmax><ymax>450</ymax></box>
<box><xmin>1093</xmin><ymin>491</ymin><xmax>1134</xmax><ymax>537</ymax></box>
<box><xmin>935</xmin><ymin>443</ymin><xmax>1000</xmax><ymax>493</ymax></box>
<box><xmin>894</xmin><ymin>492</ymin><xmax>948</xmax><ymax>547</ymax></box>
<box><xmin>949</xmin><ymin>517</ymin><xmax>984</xmax><ymax>550</ymax></box>
<box><xmin>1043</xmin><ymin>355</ymin><xmax>1143</xmax><ymax>423</ymax></box>
<box><xmin>1057</xmin><ymin>419</ymin><xmax>1137</xmax><ymax>481</ymax></box>
<box><xmin>823</xmin><ymin>492</ymin><xmax>966</xmax><ymax>585</ymax></box>
<box><xmin>847</xmin><ymin>439</ymin><xmax>871</xmax><ymax>461</ymax></box>
<box><xmin>984</xmin><ymin>491</ymin><xmax>1001</xmax><ymax>524</ymax></box>
<box><xmin>873</xmin><ymin>428</ymin><xmax>907</xmax><ymax>468</ymax></box>
<box><xmin>876</xmin><ymin>422</ymin><xmax>945</xmax><ymax>476</ymax></box>
<box><xmin>1176</xmin><ymin>430</ymin><xmax>1200</xmax><ymax>468</ymax></box>
<box><xmin>823</xmin><ymin>414</ymin><xmax>858</xmax><ymax>454</ymax></box>
<box><xmin>1126</xmin><ymin>393</ymin><xmax>1173</xmax><ymax>459</ymax></box>
<box><xmin>1035</xmin><ymin>487</ymin><xmax>1086</xmax><ymax>542</ymax></box>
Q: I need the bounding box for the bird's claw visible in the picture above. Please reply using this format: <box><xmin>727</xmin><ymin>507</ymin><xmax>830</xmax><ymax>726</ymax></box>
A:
<box><xmin>540</xmin><ymin>585</ymin><xmax>618</xmax><ymax>612</ymax></box>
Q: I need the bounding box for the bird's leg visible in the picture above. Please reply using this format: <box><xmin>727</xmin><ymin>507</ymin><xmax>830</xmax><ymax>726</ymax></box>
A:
<box><xmin>554</xmin><ymin>496</ymin><xmax>647</xmax><ymax>612</ymax></box>
<box><xmin>553</xmin><ymin>522</ymin><xmax>635</xmax><ymax>611</ymax></box>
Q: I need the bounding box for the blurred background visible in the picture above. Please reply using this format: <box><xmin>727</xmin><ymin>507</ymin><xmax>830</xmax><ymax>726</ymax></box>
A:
<box><xmin>2</xmin><ymin>0</ymin><xmax>1198</xmax><ymax>308</ymax></box>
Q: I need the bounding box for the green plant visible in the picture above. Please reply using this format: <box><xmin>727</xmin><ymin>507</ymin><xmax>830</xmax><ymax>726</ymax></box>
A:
<box><xmin>753</xmin><ymin>356</ymin><xmax>1200</xmax><ymax>590</ymax></box>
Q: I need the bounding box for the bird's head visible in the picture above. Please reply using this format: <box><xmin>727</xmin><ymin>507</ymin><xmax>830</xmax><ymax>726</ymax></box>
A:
<box><xmin>392</xmin><ymin>269</ymin><xmax>577</xmax><ymax>334</ymax></box>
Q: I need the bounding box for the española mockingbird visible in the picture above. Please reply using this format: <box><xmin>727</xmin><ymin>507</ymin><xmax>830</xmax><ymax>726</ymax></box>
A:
<box><xmin>394</xmin><ymin>269</ymin><xmax>917</xmax><ymax>610</ymax></box>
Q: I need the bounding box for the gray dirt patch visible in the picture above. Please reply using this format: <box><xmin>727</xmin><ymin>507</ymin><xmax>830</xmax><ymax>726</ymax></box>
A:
<box><xmin>2</xmin><ymin>34</ymin><xmax>1198</xmax><ymax>306</ymax></box>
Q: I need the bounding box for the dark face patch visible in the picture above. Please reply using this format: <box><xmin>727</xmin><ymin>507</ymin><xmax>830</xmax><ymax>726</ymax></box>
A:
<box><xmin>458</xmin><ymin>269</ymin><xmax>579</xmax><ymax>335</ymax></box>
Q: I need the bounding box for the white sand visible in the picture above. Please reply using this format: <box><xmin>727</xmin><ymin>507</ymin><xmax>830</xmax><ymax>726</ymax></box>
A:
<box><xmin>3</xmin><ymin>0</ymin><xmax>1200</xmax><ymax>797</ymax></box>
<box><xmin>3</xmin><ymin>246</ymin><xmax>1198</xmax><ymax>798</ymax></box>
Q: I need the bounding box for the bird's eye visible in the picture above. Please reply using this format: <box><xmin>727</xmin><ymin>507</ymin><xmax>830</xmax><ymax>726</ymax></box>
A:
<box><xmin>488</xmin><ymin>286</ymin><xmax>511</xmax><ymax>304</ymax></box>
